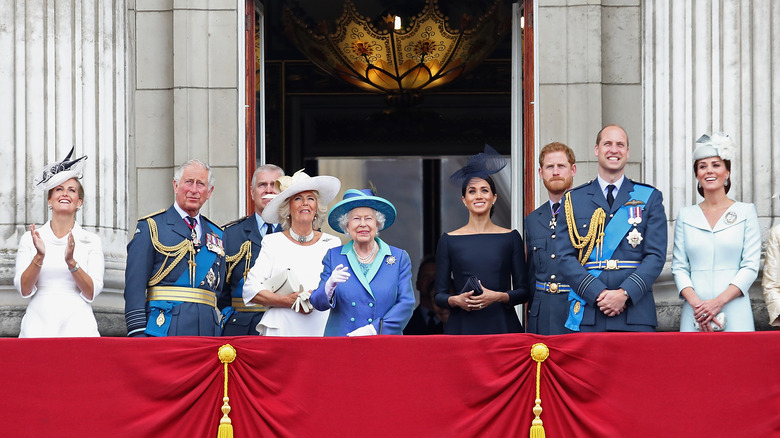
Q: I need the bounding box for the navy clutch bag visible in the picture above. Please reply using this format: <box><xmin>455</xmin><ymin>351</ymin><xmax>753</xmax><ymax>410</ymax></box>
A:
<box><xmin>459</xmin><ymin>275</ymin><xmax>483</xmax><ymax>296</ymax></box>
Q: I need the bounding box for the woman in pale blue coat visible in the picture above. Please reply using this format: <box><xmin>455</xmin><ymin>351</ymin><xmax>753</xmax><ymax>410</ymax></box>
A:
<box><xmin>311</xmin><ymin>189</ymin><xmax>415</xmax><ymax>336</ymax></box>
<box><xmin>672</xmin><ymin>133</ymin><xmax>760</xmax><ymax>332</ymax></box>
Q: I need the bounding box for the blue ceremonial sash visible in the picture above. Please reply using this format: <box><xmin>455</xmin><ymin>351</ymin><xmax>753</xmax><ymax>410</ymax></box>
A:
<box><xmin>173</xmin><ymin>237</ymin><xmax>219</xmax><ymax>288</ymax></box>
<box><xmin>566</xmin><ymin>184</ymin><xmax>654</xmax><ymax>331</ymax></box>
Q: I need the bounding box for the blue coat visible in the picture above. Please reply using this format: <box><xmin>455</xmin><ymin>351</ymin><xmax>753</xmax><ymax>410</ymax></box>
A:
<box><xmin>124</xmin><ymin>205</ymin><xmax>226</xmax><ymax>336</ymax></box>
<box><xmin>555</xmin><ymin>179</ymin><xmax>667</xmax><ymax>332</ymax></box>
<box><xmin>310</xmin><ymin>239</ymin><xmax>415</xmax><ymax>336</ymax></box>
<box><xmin>221</xmin><ymin>215</ymin><xmax>265</xmax><ymax>335</ymax></box>
<box><xmin>524</xmin><ymin>202</ymin><xmax>574</xmax><ymax>335</ymax></box>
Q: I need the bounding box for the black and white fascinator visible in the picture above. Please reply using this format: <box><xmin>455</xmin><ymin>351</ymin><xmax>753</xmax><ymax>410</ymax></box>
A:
<box><xmin>33</xmin><ymin>146</ymin><xmax>88</xmax><ymax>191</ymax></box>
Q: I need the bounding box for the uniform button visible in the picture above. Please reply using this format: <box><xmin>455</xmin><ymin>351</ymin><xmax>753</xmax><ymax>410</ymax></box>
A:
<box><xmin>232</xmin><ymin>318</ymin><xmax>237</xmax><ymax>323</ymax></box>
<box><xmin>551</xmin><ymin>234</ymin><xmax>556</xmax><ymax>239</ymax></box>
<box><xmin>350</xmin><ymin>317</ymin><xmax>355</xmax><ymax>322</ymax></box>
<box><xmin>610</xmin><ymin>213</ymin><xmax>614</xmax><ymax>218</ymax></box>
<box><xmin>533</xmin><ymin>246</ymin><xmax>537</xmax><ymax>250</ymax></box>
<box><xmin>351</xmin><ymin>302</ymin><xmax>356</xmax><ymax>306</ymax></box>
<box><xmin>368</xmin><ymin>318</ymin><xmax>373</xmax><ymax>323</ymax></box>
<box><xmin>550</xmin><ymin>275</ymin><xmax>556</xmax><ymax>280</ymax></box>
<box><xmin>550</xmin><ymin>254</ymin><xmax>556</xmax><ymax>259</ymax></box>
<box><xmin>583</xmin><ymin>224</ymin><xmax>587</xmax><ymax>228</ymax></box>
<box><xmin>368</xmin><ymin>303</ymin><xmax>374</xmax><ymax>307</ymax></box>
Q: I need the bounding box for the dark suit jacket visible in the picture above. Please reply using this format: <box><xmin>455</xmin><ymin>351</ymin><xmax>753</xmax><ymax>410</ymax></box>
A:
<box><xmin>555</xmin><ymin>179</ymin><xmax>667</xmax><ymax>331</ymax></box>
<box><xmin>403</xmin><ymin>306</ymin><xmax>444</xmax><ymax>335</ymax></box>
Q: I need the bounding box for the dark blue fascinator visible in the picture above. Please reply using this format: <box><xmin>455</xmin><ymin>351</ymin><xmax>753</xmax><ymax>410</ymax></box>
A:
<box><xmin>449</xmin><ymin>144</ymin><xmax>508</xmax><ymax>186</ymax></box>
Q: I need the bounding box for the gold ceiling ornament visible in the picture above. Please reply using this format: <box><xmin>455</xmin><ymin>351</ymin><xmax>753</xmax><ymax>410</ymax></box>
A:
<box><xmin>283</xmin><ymin>0</ymin><xmax>511</xmax><ymax>107</ymax></box>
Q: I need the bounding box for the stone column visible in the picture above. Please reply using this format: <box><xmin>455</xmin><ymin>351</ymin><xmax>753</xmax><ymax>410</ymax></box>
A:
<box><xmin>0</xmin><ymin>0</ymin><xmax>128</xmax><ymax>336</ymax></box>
<box><xmin>643</xmin><ymin>0</ymin><xmax>780</xmax><ymax>329</ymax></box>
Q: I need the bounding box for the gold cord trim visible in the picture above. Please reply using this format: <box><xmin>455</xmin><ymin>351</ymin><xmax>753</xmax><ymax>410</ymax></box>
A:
<box><xmin>146</xmin><ymin>218</ymin><xmax>196</xmax><ymax>287</ymax></box>
<box><xmin>530</xmin><ymin>343</ymin><xmax>550</xmax><ymax>438</ymax></box>
<box><xmin>217</xmin><ymin>344</ymin><xmax>237</xmax><ymax>438</ymax></box>
<box><xmin>564</xmin><ymin>191</ymin><xmax>606</xmax><ymax>265</ymax></box>
<box><xmin>225</xmin><ymin>241</ymin><xmax>252</xmax><ymax>281</ymax></box>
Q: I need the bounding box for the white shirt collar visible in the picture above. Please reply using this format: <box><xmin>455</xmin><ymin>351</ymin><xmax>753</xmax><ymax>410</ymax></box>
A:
<box><xmin>173</xmin><ymin>202</ymin><xmax>202</xmax><ymax>239</ymax></box>
<box><xmin>597</xmin><ymin>174</ymin><xmax>625</xmax><ymax>197</ymax></box>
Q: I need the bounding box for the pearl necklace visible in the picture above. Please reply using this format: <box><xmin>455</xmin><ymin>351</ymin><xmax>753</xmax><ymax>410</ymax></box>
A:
<box><xmin>356</xmin><ymin>242</ymin><xmax>378</xmax><ymax>264</ymax></box>
<box><xmin>289</xmin><ymin>228</ymin><xmax>314</xmax><ymax>243</ymax></box>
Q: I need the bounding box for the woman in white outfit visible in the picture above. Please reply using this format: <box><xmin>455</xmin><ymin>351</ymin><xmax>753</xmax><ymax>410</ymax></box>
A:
<box><xmin>14</xmin><ymin>148</ymin><xmax>105</xmax><ymax>337</ymax></box>
<box><xmin>243</xmin><ymin>169</ymin><xmax>341</xmax><ymax>336</ymax></box>
<box><xmin>672</xmin><ymin>133</ymin><xmax>760</xmax><ymax>332</ymax></box>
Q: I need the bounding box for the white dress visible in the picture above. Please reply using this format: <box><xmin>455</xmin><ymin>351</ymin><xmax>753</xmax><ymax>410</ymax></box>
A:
<box><xmin>243</xmin><ymin>231</ymin><xmax>341</xmax><ymax>336</ymax></box>
<box><xmin>13</xmin><ymin>222</ymin><xmax>105</xmax><ymax>337</ymax></box>
<box><xmin>672</xmin><ymin>202</ymin><xmax>760</xmax><ymax>332</ymax></box>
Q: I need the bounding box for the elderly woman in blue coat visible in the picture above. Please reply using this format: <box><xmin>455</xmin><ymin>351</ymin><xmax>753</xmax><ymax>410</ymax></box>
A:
<box><xmin>311</xmin><ymin>189</ymin><xmax>415</xmax><ymax>336</ymax></box>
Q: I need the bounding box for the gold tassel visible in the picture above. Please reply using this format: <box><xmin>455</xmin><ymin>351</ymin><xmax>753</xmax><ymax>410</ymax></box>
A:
<box><xmin>217</xmin><ymin>344</ymin><xmax>237</xmax><ymax>438</ymax></box>
<box><xmin>530</xmin><ymin>343</ymin><xmax>550</xmax><ymax>438</ymax></box>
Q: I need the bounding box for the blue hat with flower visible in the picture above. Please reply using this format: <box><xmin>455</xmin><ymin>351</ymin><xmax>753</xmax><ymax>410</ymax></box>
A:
<box><xmin>327</xmin><ymin>189</ymin><xmax>397</xmax><ymax>234</ymax></box>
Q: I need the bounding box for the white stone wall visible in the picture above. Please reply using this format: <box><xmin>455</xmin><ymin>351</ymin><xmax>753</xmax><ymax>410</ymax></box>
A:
<box><xmin>643</xmin><ymin>0</ymin><xmax>780</xmax><ymax>328</ymax></box>
<box><xmin>129</xmin><ymin>0</ymin><xmax>244</xmax><ymax>227</ymax></box>
<box><xmin>0</xmin><ymin>0</ymin><xmax>129</xmax><ymax>336</ymax></box>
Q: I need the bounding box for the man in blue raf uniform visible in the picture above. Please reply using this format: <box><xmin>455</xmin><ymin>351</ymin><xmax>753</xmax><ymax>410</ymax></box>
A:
<box><xmin>124</xmin><ymin>159</ymin><xmax>227</xmax><ymax>337</ymax></box>
<box><xmin>556</xmin><ymin>125</ymin><xmax>667</xmax><ymax>332</ymax></box>
<box><xmin>221</xmin><ymin>164</ymin><xmax>284</xmax><ymax>335</ymax></box>
<box><xmin>525</xmin><ymin>142</ymin><xmax>577</xmax><ymax>335</ymax></box>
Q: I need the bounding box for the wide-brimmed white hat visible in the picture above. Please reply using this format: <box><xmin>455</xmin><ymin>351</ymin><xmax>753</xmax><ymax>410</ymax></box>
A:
<box><xmin>33</xmin><ymin>146</ymin><xmax>88</xmax><ymax>191</ymax></box>
<box><xmin>261</xmin><ymin>169</ymin><xmax>341</xmax><ymax>224</ymax></box>
<box><xmin>693</xmin><ymin>132</ymin><xmax>735</xmax><ymax>162</ymax></box>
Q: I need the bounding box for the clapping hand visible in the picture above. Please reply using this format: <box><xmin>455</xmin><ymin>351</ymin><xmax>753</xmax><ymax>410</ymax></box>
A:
<box><xmin>30</xmin><ymin>224</ymin><xmax>46</xmax><ymax>257</ymax></box>
<box><xmin>64</xmin><ymin>232</ymin><xmax>76</xmax><ymax>264</ymax></box>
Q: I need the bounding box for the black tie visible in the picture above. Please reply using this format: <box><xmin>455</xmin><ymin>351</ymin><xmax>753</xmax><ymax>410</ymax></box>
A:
<box><xmin>606</xmin><ymin>184</ymin><xmax>616</xmax><ymax>208</ymax></box>
<box><xmin>551</xmin><ymin>202</ymin><xmax>561</xmax><ymax>219</ymax></box>
<box><xmin>426</xmin><ymin>310</ymin><xmax>438</xmax><ymax>333</ymax></box>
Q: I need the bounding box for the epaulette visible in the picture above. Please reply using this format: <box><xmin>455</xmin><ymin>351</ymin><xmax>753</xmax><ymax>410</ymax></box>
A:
<box><xmin>223</xmin><ymin>216</ymin><xmax>250</xmax><ymax>228</ymax></box>
<box><xmin>201</xmin><ymin>215</ymin><xmax>223</xmax><ymax>231</ymax></box>
<box><xmin>137</xmin><ymin>209</ymin><xmax>166</xmax><ymax>221</ymax></box>
<box><xmin>567</xmin><ymin>180</ymin><xmax>593</xmax><ymax>192</ymax></box>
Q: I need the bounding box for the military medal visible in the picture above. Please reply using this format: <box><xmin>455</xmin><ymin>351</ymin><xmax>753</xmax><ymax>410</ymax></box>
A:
<box><xmin>627</xmin><ymin>228</ymin><xmax>643</xmax><ymax>248</ymax></box>
<box><xmin>206</xmin><ymin>233</ymin><xmax>225</xmax><ymax>256</ymax></box>
<box><xmin>627</xmin><ymin>206</ymin><xmax>642</xmax><ymax>225</ymax></box>
<box><xmin>156</xmin><ymin>310</ymin><xmax>165</xmax><ymax>327</ymax></box>
<box><xmin>573</xmin><ymin>301</ymin><xmax>581</xmax><ymax>314</ymax></box>
<box><xmin>725</xmin><ymin>211</ymin><xmax>737</xmax><ymax>224</ymax></box>
<box><xmin>206</xmin><ymin>268</ymin><xmax>217</xmax><ymax>288</ymax></box>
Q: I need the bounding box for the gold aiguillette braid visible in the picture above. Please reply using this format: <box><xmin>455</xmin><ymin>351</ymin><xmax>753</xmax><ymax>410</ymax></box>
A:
<box><xmin>146</xmin><ymin>218</ymin><xmax>196</xmax><ymax>287</ymax></box>
<box><xmin>225</xmin><ymin>241</ymin><xmax>252</xmax><ymax>280</ymax></box>
<box><xmin>564</xmin><ymin>191</ymin><xmax>606</xmax><ymax>265</ymax></box>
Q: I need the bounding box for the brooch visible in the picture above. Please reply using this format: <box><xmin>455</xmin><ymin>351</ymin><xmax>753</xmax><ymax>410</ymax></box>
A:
<box><xmin>386</xmin><ymin>256</ymin><xmax>396</xmax><ymax>265</ymax></box>
<box><xmin>724</xmin><ymin>211</ymin><xmax>737</xmax><ymax>224</ymax></box>
<box><xmin>573</xmin><ymin>301</ymin><xmax>581</xmax><ymax>315</ymax></box>
<box><xmin>626</xmin><ymin>228</ymin><xmax>643</xmax><ymax>248</ymax></box>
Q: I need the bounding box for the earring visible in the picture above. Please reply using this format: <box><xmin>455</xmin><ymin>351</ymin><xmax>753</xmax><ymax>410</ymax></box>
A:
<box><xmin>697</xmin><ymin>182</ymin><xmax>702</xmax><ymax>190</ymax></box>
<box><xmin>724</xmin><ymin>179</ymin><xmax>729</xmax><ymax>187</ymax></box>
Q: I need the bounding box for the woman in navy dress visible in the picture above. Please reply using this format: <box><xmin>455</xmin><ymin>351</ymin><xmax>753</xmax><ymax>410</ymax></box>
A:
<box><xmin>434</xmin><ymin>146</ymin><xmax>530</xmax><ymax>334</ymax></box>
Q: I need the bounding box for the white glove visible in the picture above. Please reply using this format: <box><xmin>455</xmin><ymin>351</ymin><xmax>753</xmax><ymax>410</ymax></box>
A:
<box><xmin>346</xmin><ymin>324</ymin><xmax>377</xmax><ymax>337</ymax></box>
<box><xmin>325</xmin><ymin>264</ymin><xmax>350</xmax><ymax>299</ymax></box>
<box><xmin>291</xmin><ymin>290</ymin><xmax>314</xmax><ymax>313</ymax></box>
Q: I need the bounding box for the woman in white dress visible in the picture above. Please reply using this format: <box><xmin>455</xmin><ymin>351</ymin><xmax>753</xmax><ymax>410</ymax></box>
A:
<box><xmin>243</xmin><ymin>169</ymin><xmax>341</xmax><ymax>336</ymax></box>
<box><xmin>14</xmin><ymin>148</ymin><xmax>105</xmax><ymax>337</ymax></box>
<box><xmin>672</xmin><ymin>133</ymin><xmax>760</xmax><ymax>332</ymax></box>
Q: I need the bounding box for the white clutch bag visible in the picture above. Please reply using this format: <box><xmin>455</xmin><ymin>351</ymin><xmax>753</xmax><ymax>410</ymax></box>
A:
<box><xmin>693</xmin><ymin>312</ymin><xmax>726</xmax><ymax>331</ymax></box>
<box><xmin>262</xmin><ymin>268</ymin><xmax>303</xmax><ymax>295</ymax></box>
